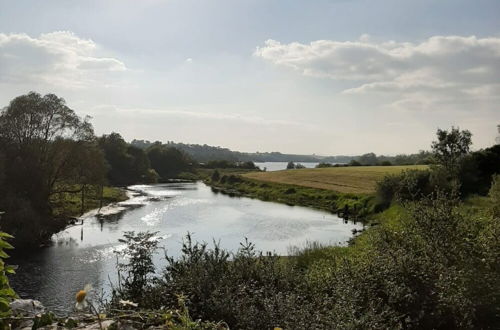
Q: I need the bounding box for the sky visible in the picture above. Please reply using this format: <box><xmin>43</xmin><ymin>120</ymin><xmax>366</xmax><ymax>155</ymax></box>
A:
<box><xmin>0</xmin><ymin>0</ymin><xmax>499</xmax><ymax>155</ymax></box>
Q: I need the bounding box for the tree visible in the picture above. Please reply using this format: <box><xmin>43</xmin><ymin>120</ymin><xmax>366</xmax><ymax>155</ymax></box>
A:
<box><xmin>98</xmin><ymin>133</ymin><xmax>154</xmax><ymax>185</ymax></box>
<box><xmin>286</xmin><ymin>161</ymin><xmax>295</xmax><ymax>170</ymax></box>
<box><xmin>0</xmin><ymin>92</ymin><xmax>99</xmax><ymax>247</ymax></box>
<box><xmin>147</xmin><ymin>145</ymin><xmax>191</xmax><ymax>179</ymax></box>
<box><xmin>359</xmin><ymin>153</ymin><xmax>378</xmax><ymax>165</ymax></box>
<box><xmin>98</xmin><ymin>133</ymin><xmax>133</xmax><ymax>185</ymax></box>
<box><xmin>431</xmin><ymin>127</ymin><xmax>472</xmax><ymax>175</ymax></box>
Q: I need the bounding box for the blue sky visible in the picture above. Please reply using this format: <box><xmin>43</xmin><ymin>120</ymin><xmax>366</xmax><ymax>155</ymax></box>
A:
<box><xmin>1</xmin><ymin>0</ymin><xmax>499</xmax><ymax>154</ymax></box>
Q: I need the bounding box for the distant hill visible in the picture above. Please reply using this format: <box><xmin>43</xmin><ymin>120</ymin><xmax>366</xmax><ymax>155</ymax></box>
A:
<box><xmin>130</xmin><ymin>139</ymin><xmax>432</xmax><ymax>165</ymax></box>
<box><xmin>130</xmin><ymin>139</ymin><xmax>336</xmax><ymax>163</ymax></box>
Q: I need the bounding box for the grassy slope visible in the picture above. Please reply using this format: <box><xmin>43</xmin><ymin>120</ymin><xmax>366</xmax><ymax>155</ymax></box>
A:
<box><xmin>243</xmin><ymin>165</ymin><xmax>428</xmax><ymax>194</ymax></box>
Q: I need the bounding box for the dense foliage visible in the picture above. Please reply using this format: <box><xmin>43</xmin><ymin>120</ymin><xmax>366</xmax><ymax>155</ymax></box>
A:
<box><xmin>0</xmin><ymin>230</ymin><xmax>16</xmax><ymax>319</ymax></box>
<box><xmin>0</xmin><ymin>92</ymin><xmax>105</xmax><ymax>247</ymax></box>
<box><xmin>200</xmin><ymin>160</ymin><xmax>258</xmax><ymax>170</ymax></box>
<box><xmin>376</xmin><ymin>128</ymin><xmax>500</xmax><ymax>209</ymax></box>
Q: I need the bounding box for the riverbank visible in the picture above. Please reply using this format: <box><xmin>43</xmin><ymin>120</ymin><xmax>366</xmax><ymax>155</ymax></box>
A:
<box><xmin>51</xmin><ymin>186</ymin><xmax>128</xmax><ymax>220</ymax></box>
<box><xmin>14</xmin><ymin>186</ymin><xmax>131</xmax><ymax>249</ymax></box>
<box><xmin>199</xmin><ymin>165</ymin><xmax>429</xmax><ymax>219</ymax></box>
<box><xmin>206</xmin><ymin>174</ymin><xmax>377</xmax><ymax>220</ymax></box>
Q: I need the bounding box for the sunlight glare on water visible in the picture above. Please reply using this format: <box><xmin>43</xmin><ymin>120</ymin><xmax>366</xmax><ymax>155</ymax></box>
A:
<box><xmin>10</xmin><ymin>181</ymin><xmax>362</xmax><ymax>314</ymax></box>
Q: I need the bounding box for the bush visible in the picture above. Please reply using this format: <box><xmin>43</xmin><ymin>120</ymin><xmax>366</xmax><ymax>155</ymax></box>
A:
<box><xmin>211</xmin><ymin>170</ymin><xmax>220</xmax><ymax>182</ymax></box>
<box><xmin>489</xmin><ymin>174</ymin><xmax>500</xmax><ymax>217</ymax></box>
<box><xmin>375</xmin><ymin>169</ymin><xmax>433</xmax><ymax>208</ymax></box>
<box><xmin>112</xmin><ymin>231</ymin><xmax>160</xmax><ymax>306</ymax></box>
<box><xmin>316</xmin><ymin>162</ymin><xmax>333</xmax><ymax>168</ymax></box>
<box><xmin>0</xmin><ymin>230</ymin><xmax>17</xmax><ymax>318</ymax></box>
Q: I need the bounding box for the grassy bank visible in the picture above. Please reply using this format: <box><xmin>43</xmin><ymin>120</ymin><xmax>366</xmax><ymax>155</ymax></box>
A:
<box><xmin>203</xmin><ymin>165</ymin><xmax>426</xmax><ymax>219</ymax></box>
<box><xmin>50</xmin><ymin>186</ymin><xmax>128</xmax><ymax>219</ymax></box>
<box><xmin>208</xmin><ymin>174</ymin><xmax>376</xmax><ymax>218</ymax></box>
<box><xmin>244</xmin><ymin>165</ymin><xmax>428</xmax><ymax>193</ymax></box>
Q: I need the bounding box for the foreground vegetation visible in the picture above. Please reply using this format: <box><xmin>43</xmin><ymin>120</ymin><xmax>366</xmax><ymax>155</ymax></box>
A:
<box><xmin>243</xmin><ymin>165</ymin><xmax>428</xmax><ymax>194</ymax></box>
<box><xmin>103</xmin><ymin>181</ymin><xmax>499</xmax><ymax>329</ymax></box>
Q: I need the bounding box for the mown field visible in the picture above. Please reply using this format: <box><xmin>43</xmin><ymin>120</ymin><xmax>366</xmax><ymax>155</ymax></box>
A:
<box><xmin>243</xmin><ymin>165</ymin><xmax>428</xmax><ymax>194</ymax></box>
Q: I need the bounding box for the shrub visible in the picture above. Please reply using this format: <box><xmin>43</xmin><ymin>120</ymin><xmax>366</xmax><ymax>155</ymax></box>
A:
<box><xmin>489</xmin><ymin>174</ymin><xmax>500</xmax><ymax>217</ymax></box>
<box><xmin>316</xmin><ymin>163</ymin><xmax>333</xmax><ymax>168</ymax></box>
<box><xmin>211</xmin><ymin>170</ymin><xmax>220</xmax><ymax>182</ymax></box>
<box><xmin>375</xmin><ymin>169</ymin><xmax>432</xmax><ymax>208</ymax></box>
<box><xmin>226</xmin><ymin>175</ymin><xmax>242</xmax><ymax>184</ymax></box>
<box><xmin>0</xmin><ymin>230</ymin><xmax>17</xmax><ymax>318</ymax></box>
<box><xmin>113</xmin><ymin>231</ymin><xmax>160</xmax><ymax>305</ymax></box>
<box><xmin>349</xmin><ymin>160</ymin><xmax>362</xmax><ymax>166</ymax></box>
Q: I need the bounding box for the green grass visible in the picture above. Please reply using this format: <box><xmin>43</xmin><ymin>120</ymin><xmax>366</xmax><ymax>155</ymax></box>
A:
<box><xmin>243</xmin><ymin>165</ymin><xmax>428</xmax><ymax>194</ymax></box>
<box><xmin>51</xmin><ymin>186</ymin><xmax>128</xmax><ymax>218</ymax></box>
<box><xmin>208</xmin><ymin>174</ymin><xmax>376</xmax><ymax>218</ymax></box>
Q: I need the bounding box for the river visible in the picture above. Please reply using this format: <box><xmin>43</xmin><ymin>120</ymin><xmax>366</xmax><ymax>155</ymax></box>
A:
<box><xmin>10</xmin><ymin>181</ymin><xmax>362</xmax><ymax>315</ymax></box>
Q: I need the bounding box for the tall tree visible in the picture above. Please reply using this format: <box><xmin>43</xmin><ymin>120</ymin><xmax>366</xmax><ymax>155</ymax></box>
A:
<box><xmin>0</xmin><ymin>92</ymin><xmax>100</xmax><ymax>247</ymax></box>
<box><xmin>431</xmin><ymin>127</ymin><xmax>472</xmax><ymax>175</ymax></box>
<box><xmin>147</xmin><ymin>144</ymin><xmax>191</xmax><ymax>179</ymax></box>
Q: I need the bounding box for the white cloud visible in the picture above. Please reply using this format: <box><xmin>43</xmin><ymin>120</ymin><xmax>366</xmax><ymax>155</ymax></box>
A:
<box><xmin>254</xmin><ymin>35</ymin><xmax>500</xmax><ymax>112</ymax></box>
<box><xmin>0</xmin><ymin>31</ymin><xmax>126</xmax><ymax>89</ymax></box>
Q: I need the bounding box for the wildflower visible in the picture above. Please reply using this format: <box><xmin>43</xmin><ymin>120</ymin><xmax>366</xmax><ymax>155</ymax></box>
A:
<box><xmin>75</xmin><ymin>284</ymin><xmax>92</xmax><ymax>310</ymax></box>
<box><xmin>119</xmin><ymin>299</ymin><xmax>138</xmax><ymax>308</ymax></box>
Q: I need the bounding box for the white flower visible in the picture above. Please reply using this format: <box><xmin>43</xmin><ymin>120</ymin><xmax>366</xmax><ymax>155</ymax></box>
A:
<box><xmin>75</xmin><ymin>284</ymin><xmax>93</xmax><ymax>310</ymax></box>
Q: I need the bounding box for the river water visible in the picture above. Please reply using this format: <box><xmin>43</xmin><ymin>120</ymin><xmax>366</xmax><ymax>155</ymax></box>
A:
<box><xmin>10</xmin><ymin>181</ymin><xmax>361</xmax><ymax>315</ymax></box>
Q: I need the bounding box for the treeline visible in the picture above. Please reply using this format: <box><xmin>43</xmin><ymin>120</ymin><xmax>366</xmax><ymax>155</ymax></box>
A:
<box><xmin>98</xmin><ymin>133</ymin><xmax>193</xmax><ymax>186</ymax></box>
<box><xmin>199</xmin><ymin>160</ymin><xmax>258</xmax><ymax>170</ymax></box>
<box><xmin>132</xmin><ymin>139</ymin><xmax>321</xmax><ymax>163</ymax></box>
<box><xmin>319</xmin><ymin>151</ymin><xmax>434</xmax><ymax>167</ymax></box>
<box><xmin>0</xmin><ymin>92</ymin><xmax>192</xmax><ymax>248</ymax></box>
<box><xmin>375</xmin><ymin>127</ymin><xmax>500</xmax><ymax>209</ymax></box>
<box><xmin>131</xmin><ymin>139</ymin><xmax>435</xmax><ymax>166</ymax></box>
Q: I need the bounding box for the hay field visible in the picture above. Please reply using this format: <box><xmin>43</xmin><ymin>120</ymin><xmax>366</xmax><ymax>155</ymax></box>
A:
<box><xmin>243</xmin><ymin>165</ymin><xmax>428</xmax><ymax>194</ymax></box>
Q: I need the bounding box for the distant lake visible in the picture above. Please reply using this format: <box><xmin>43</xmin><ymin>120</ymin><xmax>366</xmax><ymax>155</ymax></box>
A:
<box><xmin>254</xmin><ymin>162</ymin><xmax>319</xmax><ymax>171</ymax></box>
<box><xmin>10</xmin><ymin>182</ymin><xmax>361</xmax><ymax>315</ymax></box>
